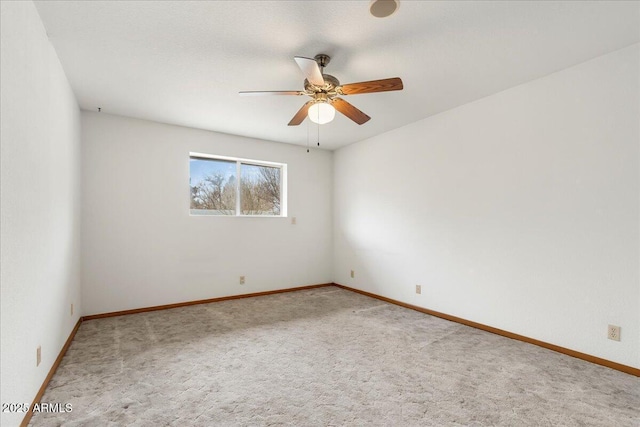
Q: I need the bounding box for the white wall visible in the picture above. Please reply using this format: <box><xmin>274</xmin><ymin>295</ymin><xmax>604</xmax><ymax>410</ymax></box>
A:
<box><xmin>81</xmin><ymin>112</ymin><xmax>332</xmax><ymax>315</ymax></box>
<box><xmin>334</xmin><ymin>44</ymin><xmax>639</xmax><ymax>368</ymax></box>
<box><xmin>0</xmin><ymin>2</ymin><xmax>82</xmax><ymax>426</ymax></box>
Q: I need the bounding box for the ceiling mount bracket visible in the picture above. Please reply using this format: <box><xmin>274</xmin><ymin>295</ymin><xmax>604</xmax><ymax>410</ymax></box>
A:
<box><xmin>314</xmin><ymin>54</ymin><xmax>331</xmax><ymax>69</ymax></box>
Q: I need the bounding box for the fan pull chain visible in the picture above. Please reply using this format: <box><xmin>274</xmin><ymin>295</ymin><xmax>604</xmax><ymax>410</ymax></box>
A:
<box><xmin>306</xmin><ymin>119</ymin><xmax>310</xmax><ymax>153</ymax></box>
<box><xmin>317</xmin><ymin>120</ymin><xmax>320</xmax><ymax>147</ymax></box>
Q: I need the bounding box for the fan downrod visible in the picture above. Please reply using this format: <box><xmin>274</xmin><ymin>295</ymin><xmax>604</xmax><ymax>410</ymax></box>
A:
<box><xmin>314</xmin><ymin>54</ymin><xmax>331</xmax><ymax>69</ymax></box>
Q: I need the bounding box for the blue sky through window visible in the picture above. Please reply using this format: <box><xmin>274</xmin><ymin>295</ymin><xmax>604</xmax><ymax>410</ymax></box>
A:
<box><xmin>241</xmin><ymin>163</ymin><xmax>269</xmax><ymax>181</ymax></box>
<box><xmin>190</xmin><ymin>158</ymin><xmax>276</xmax><ymax>187</ymax></box>
<box><xmin>189</xmin><ymin>158</ymin><xmax>235</xmax><ymax>186</ymax></box>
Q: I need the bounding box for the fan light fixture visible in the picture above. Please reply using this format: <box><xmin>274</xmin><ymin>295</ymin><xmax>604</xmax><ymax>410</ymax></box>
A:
<box><xmin>308</xmin><ymin>102</ymin><xmax>335</xmax><ymax>124</ymax></box>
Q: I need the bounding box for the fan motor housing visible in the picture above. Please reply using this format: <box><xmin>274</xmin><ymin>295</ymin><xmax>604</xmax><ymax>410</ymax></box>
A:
<box><xmin>304</xmin><ymin>74</ymin><xmax>340</xmax><ymax>94</ymax></box>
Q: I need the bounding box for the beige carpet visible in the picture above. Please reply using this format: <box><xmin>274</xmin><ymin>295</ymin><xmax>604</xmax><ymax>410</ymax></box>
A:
<box><xmin>30</xmin><ymin>286</ymin><xmax>639</xmax><ymax>426</ymax></box>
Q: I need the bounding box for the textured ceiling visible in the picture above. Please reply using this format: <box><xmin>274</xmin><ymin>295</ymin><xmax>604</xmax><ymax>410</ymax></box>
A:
<box><xmin>34</xmin><ymin>1</ymin><xmax>639</xmax><ymax>150</ymax></box>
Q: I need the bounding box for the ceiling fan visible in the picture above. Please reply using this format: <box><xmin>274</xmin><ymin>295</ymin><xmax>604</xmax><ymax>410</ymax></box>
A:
<box><xmin>239</xmin><ymin>54</ymin><xmax>403</xmax><ymax>126</ymax></box>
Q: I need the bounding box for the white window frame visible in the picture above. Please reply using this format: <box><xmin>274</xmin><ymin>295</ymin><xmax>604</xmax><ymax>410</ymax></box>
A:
<box><xmin>189</xmin><ymin>152</ymin><xmax>287</xmax><ymax>217</ymax></box>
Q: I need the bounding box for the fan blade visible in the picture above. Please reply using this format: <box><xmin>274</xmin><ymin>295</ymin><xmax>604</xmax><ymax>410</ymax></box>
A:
<box><xmin>288</xmin><ymin>100</ymin><xmax>314</xmax><ymax>126</ymax></box>
<box><xmin>340</xmin><ymin>77</ymin><xmax>403</xmax><ymax>95</ymax></box>
<box><xmin>331</xmin><ymin>98</ymin><xmax>371</xmax><ymax>125</ymax></box>
<box><xmin>294</xmin><ymin>57</ymin><xmax>325</xmax><ymax>86</ymax></box>
<box><xmin>239</xmin><ymin>91</ymin><xmax>304</xmax><ymax>96</ymax></box>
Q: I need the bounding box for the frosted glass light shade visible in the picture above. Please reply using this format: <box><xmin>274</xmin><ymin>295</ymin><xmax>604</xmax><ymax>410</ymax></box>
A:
<box><xmin>308</xmin><ymin>102</ymin><xmax>335</xmax><ymax>124</ymax></box>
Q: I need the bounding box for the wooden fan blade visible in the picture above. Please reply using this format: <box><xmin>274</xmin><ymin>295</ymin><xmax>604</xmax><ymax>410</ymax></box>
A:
<box><xmin>294</xmin><ymin>57</ymin><xmax>325</xmax><ymax>86</ymax></box>
<box><xmin>339</xmin><ymin>77</ymin><xmax>403</xmax><ymax>95</ymax></box>
<box><xmin>331</xmin><ymin>98</ymin><xmax>371</xmax><ymax>125</ymax></box>
<box><xmin>239</xmin><ymin>91</ymin><xmax>304</xmax><ymax>96</ymax></box>
<box><xmin>288</xmin><ymin>100</ymin><xmax>314</xmax><ymax>126</ymax></box>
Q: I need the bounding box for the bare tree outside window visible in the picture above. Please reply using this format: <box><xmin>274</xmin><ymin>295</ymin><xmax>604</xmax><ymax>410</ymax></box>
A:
<box><xmin>190</xmin><ymin>158</ymin><xmax>236</xmax><ymax>215</ymax></box>
<box><xmin>240</xmin><ymin>164</ymin><xmax>280</xmax><ymax>215</ymax></box>
<box><xmin>189</xmin><ymin>156</ymin><xmax>284</xmax><ymax>216</ymax></box>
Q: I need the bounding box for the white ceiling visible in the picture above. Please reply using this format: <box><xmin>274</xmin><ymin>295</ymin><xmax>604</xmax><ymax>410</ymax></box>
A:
<box><xmin>34</xmin><ymin>1</ymin><xmax>639</xmax><ymax>150</ymax></box>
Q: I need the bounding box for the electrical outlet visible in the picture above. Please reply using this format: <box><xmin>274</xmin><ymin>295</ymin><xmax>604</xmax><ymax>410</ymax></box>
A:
<box><xmin>36</xmin><ymin>346</ymin><xmax>41</xmax><ymax>367</ymax></box>
<box><xmin>71</xmin><ymin>303</ymin><xmax>74</xmax><ymax>316</ymax></box>
<box><xmin>239</xmin><ymin>276</ymin><xmax>245</xmax><ymax>285</ymax></box>
<box><xmin>350</xmin><ymin>270</ymin><xmax>355</xmax><ymax>279</ymax></box>
<box><xmin>416</xmin><ymin>285</ymin><xmax>421</xmax><ymax>294</ymax></box>
<box><xmin>608</xmin><ymin>325</ymin><xmax>621</xmax><ymax>341</ymax></box>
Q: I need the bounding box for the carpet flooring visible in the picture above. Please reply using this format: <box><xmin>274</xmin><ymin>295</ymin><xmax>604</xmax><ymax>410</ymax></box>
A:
<box><xmin>30</xmin><ymin>286</ymin><xmax>639</xmax><ymax>426</ymax></box>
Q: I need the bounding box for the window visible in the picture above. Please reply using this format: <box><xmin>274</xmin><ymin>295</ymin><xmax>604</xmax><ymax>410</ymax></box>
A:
<box><xmin>189</xmin><ymin>153</ymin><xmax>286</xmax><ymax>217</ymax></box>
